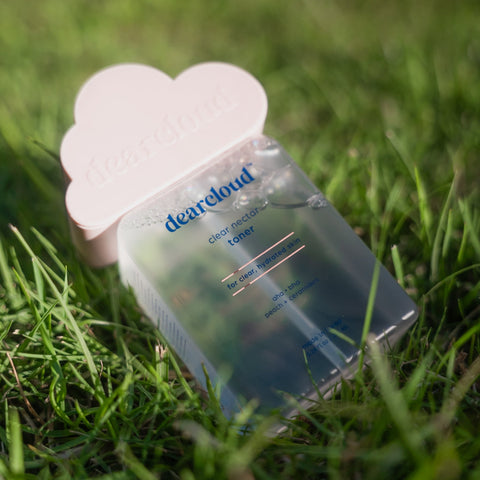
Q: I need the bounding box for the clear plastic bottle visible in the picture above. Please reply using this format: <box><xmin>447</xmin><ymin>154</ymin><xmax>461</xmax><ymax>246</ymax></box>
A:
<box><xmin>61</xmin><ymin>63</ymin><xmax>417</xmax><ymax>420</ymax></box>
<box><xmin>117</xmin><ymin>135</ymin><xmax>418</xmax><ymax>417</ymax></box>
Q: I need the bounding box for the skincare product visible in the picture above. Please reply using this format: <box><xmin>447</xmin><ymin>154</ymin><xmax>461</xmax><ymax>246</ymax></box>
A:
<box><xmin>61</xmin><ymin>63</ymin><xmax>418</xmax><ymax>417</ymax></box>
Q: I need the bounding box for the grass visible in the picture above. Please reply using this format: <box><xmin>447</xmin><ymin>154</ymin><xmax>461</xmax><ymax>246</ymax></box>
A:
<box><xmin>1</xmin><ymin>0</ymin><xmax>480</xmax><ymax>478</ymax></box>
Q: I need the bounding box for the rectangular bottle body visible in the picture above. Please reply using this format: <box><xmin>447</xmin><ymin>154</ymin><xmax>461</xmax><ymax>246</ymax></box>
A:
<box><xmin>118</xmin><ymin>136</ymin><xmax>418</xmax><ymax>415</ymax></box>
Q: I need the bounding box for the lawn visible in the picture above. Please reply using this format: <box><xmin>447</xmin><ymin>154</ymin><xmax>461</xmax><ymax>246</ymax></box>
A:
<box><xmin>1</xmin><ymin>0</ymin><xmax>479</xmax><ymax>478</ymax></box>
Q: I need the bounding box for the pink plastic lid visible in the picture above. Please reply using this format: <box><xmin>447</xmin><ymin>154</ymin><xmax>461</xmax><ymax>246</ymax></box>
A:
<box><xmin>60</xmin><ymin>63</ymin><xmax>268</xmax><ymax>266</ymax></box>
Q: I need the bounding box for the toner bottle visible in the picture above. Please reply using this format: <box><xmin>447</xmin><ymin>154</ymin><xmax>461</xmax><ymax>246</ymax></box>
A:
<box><xmin>61</xmin><ymin>63</ymin><xmax>418</xmax><ymax>418</ymax></box>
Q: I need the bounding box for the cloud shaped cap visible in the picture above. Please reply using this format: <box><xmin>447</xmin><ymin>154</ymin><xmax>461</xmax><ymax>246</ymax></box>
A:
<box><xmin>60</xmin><ymin>63</ymin><xmax>268</xmax><ymax>266</ymax></box>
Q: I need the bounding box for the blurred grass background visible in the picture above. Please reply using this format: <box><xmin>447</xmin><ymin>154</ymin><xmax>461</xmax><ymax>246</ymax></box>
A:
<box><xmin>2</xmin><ymin>0</ymin><xmax>479</xmax><ymax>237</ymax></box>
<box><xmin>1</xmin><ymin>0</ymin><xmax>480</xmax><ymax>478</ymax></box>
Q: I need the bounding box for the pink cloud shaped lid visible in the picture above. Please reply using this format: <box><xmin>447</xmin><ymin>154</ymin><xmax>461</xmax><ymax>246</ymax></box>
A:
<box><xmin>60</xmin><ymin>62</ymin><xmax>268</xmax><ymax>266</ymax></box>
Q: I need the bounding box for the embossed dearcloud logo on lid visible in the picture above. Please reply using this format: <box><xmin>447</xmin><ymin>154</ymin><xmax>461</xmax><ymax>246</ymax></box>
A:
<box><xmin>60</xmin><ymin>63</ymin><xmax>268</xmax><ymax>266</ymax></box>
<box><xmin>85</xmin><ymin>85</ymin><xmax>238</xmax><ymax>188</ymax></box>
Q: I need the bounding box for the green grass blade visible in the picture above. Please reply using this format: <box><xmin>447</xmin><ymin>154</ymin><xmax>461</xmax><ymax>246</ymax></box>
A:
<box><xmin>0</xmin><ymin>239</ymin><xmax>22</xmax><ymax>309</ymax></box>
<box><xmin>356</xmin><ymin>258</ymin><xmax>381</xmax><ymax>380</ymax></box>
<box><xmin>414</xmin><ymin>165</ymin><xmax>433</xmax><ymax>246</ymax></box>
<box><xmin>7</xmin><ymin>406</ymin><xmax>24</xmax><ymax>476</ymax></box>
<box><xmin>391</xmin><ymin>244</ymin><xmax>405</xmax><ymax>288</ymax></box>
<box><xmin>458</xmin><ymin>199</ymin><xmax>480</xmax><ymax>260</ymax></box>
<box><xmin>430</xmin><ymin>177</ymin><xmax>456</xmax><ymax>281</ymax></box>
